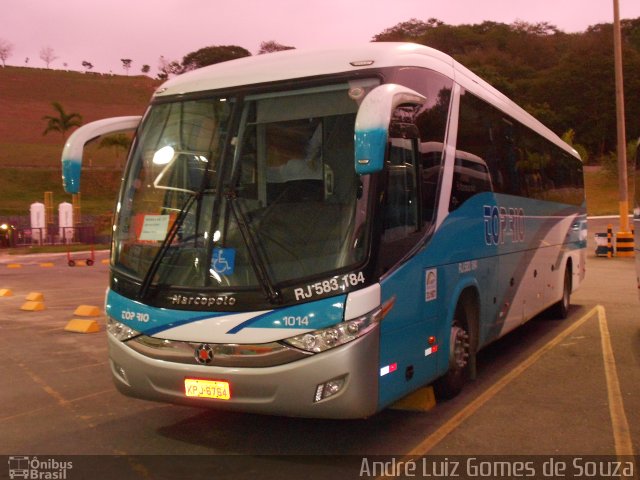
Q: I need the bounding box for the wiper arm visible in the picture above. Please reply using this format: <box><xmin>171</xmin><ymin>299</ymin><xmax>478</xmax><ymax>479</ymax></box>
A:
<box><xmin>226</xmin><ymin>193</ymin><xmax>282</xmax><ymax>304</ymax></box>
<box><xmin>137</xmin><ymin>193</ymin><xmax>199</xmax><ymax>301</ymax></box>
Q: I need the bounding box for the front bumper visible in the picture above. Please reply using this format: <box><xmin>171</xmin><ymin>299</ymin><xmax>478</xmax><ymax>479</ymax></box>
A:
<box><xmin>108</xmin><ymin>325</ymin><xmax>380</xmax><ymax>419</ymax></box>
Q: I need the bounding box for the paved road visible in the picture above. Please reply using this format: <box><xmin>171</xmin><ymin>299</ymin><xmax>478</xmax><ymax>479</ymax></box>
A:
<box><xmin>0</xmin><ymin>220</ymin><xmax>638</xmax><ymax>479</ymax></box>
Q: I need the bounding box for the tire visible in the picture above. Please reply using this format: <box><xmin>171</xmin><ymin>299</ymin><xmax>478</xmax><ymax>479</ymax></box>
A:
<box><xmin>551</xmin><ymin>265</ymin><xmax>571</xmax><ymax>319</ymax></box>
<box><xmin>434</xmin><ymin>300</ymin><xmax>474</xmax><ymax>400</ymax></box>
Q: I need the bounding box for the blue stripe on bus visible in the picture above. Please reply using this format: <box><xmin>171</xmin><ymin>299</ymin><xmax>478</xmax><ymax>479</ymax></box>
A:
<box><xmin>106</xmin><ymin>289</ymin><xmax>220</xmax><ymax>335</ymax></box>
<box><xmin>106</xmin><ymin>289</ymin><xmax>346</xmax><ymax>336</ymax></box>
<box><xmin>226</xmin><ymin>295</ymin><xmax>346</xmax><ymax>333</ymax></box>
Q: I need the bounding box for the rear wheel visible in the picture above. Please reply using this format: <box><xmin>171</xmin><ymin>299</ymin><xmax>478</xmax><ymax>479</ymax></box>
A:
<box><xmin>434</xmin><ymin>300</ymin><xmax>473</xmax><ymax>400</ymax></box>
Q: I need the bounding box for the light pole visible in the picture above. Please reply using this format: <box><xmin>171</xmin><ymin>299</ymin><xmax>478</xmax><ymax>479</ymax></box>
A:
<box><xmin>612</xmin><ymin>0</ymin><xmax>634</xmax><ymax>255</ymax></box>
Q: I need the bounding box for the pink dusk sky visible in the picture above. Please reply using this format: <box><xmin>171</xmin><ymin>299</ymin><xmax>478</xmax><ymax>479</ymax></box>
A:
<box><xmin>2</xmin><ymin>0</ymin><xmax>640</xmax><ymax>75</ymax></box>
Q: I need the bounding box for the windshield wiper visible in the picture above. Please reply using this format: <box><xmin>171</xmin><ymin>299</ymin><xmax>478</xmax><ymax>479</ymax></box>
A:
<box><xmin>137</xmin><ymin>193</ymin><xmax>199</xmax><ymax>301</ymax></box>
<box><xmin>137</xmin><ymin>100</ymin><xmax>240</xmax><ymax>301</ymax></box>
<box><xmin>226</xmin><ymin>192</ymin><xmax>282</xmax><ymax>304</ymax></box>
<box><xmin>204</xmin><ymin>101</ymin><xmax>282</xmax><ymax>305</ymax></box>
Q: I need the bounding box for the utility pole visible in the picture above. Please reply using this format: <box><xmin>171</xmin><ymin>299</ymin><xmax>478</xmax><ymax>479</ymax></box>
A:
<box><xmin>612</xmin><ymin>0</ymin><xmax>634</xmax><ymax>256</ymax></box>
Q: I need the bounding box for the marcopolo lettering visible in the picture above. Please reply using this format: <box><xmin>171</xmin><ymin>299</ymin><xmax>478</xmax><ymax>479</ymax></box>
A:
<box><xmin>171</xmin><ymin>294</ymin><xmax>236</xmax><ymax>307</ymax></box>
<box><xmin>483</xmin><ymin>205</ymin><xmax>525</xmax><ymax>246</ymax></box>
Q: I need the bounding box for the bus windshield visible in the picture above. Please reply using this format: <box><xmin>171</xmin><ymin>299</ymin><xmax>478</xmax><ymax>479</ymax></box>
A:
<box><xmin>112</xmin><ymin>82</ymin><xmax>376</xmax><ymax>293</ymax></box>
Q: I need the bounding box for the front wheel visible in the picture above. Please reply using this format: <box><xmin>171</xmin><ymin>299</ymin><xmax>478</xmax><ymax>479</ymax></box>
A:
<box><xmin>434</xmin><ymin>301</ymin><xmax>473</xmax><ymax>400</ymax></box>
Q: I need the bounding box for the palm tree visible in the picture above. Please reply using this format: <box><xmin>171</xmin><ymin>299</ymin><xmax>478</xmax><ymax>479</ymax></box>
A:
<box><xmin>42</xmin><ymin>102</ymin><xmax>83</xmax><ymax>140</ymax></box>
<box><xmin>99</xmin><ymin>133</ymin><xmax>132</xmax><ymax>168</ymax></box>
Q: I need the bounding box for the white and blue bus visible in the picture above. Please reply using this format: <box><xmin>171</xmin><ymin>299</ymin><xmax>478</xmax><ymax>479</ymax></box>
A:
<box><xmin>62</xmin><ymin>43</ymin><xmax>586</xmax><ymax>418</ymax></box>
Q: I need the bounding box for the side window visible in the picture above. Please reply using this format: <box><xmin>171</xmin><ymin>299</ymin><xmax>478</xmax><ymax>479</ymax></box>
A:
<box><xmin>383</xmin><ymin>138</ymin><xmax>419</xmax><ymax>242</ymax></box>
<box><xmin>456</xmin><ymin>89</ymin><xmax>584</xmax><ymax>208</ymax></box>
<box><xmin>386</xmin><ymin>67</ymin><xmax>453</xmax><ymax>222</ymax></box>
<box><xmin>453</xmin><ymin>90</ymin><xmax>499</xmax><ymax>210</ymax></box>
<box><xmin>450</xmin><ymin>153</ymin><xmax>493</xmax><ymax>210</ymax></box>
<box><xmin>378</xmin><ymin>108</ymin><xmax>421</xmax><ymax>272</ymax></box>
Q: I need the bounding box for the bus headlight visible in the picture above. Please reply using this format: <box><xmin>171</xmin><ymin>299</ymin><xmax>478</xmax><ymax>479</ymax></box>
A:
<box><xmin>283</xmin><ymin>306</ymin><xmax>383</xmax><ymax>353</ymax></box>
<box><xmin>107</xmin><ymin>317</ymin><xmax>141</xmax><ymax>341</ymax></box>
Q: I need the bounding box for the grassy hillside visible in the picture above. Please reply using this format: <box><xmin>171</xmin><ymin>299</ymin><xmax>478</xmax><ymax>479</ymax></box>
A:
<box><xmin>0</xmin><ymin>66</ymin><xmax>159</xmax><ymax>217</ymax></box>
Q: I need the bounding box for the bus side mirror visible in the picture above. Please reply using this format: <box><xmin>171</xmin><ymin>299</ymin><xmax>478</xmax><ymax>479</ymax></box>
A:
<box><xmin>354</xmin><ymin>84</ymin><xmax>426</xmax><ymax>175</ymax></box>
<box><xmin>61</xmin><ymin>116</ymin><xmax>141</xmax><ymax>194</ymax></box>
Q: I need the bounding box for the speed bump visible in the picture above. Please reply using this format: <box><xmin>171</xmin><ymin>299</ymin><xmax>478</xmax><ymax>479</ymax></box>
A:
<box><xmin>73</xmin><ymin>305</ymin><xmax>102</xmax><ymax>317</ymax></box>
<box><xmin>390</xmin><ymin>386</ymin><xmax>436</xmax><ymax>412</ymax></box>
<box><xmin>7</xmin><ymin>263</ymin><xmax>22</xmax><ymax>269</ymax></box>
<box><xmin>25</xmin><ymin>292</ymin><xmax>44</xmax><ymax>302</ymax></box>
<box><xmin>0</xmin><ymin>289</ymin><xmax>13</xmax><ymax>297</ymax></box>
<box><xmin>40</xmin><ymin>262</ymin><xmax>55</xmax><ymax>268</ymax></box>
<box><xmin>20</xmin><ymin>301</ymin><xmax>45</xmax><ymax>311</ymax></box>
<box><xmin>64</xmin><ymin>319</ymin><xmax>101</xmax><ymax>333</ymax></box>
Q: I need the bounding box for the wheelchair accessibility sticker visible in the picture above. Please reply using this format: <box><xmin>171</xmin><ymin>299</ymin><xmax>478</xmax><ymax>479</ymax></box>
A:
<box><xmin>211</xmin><ymin>248</ymin><xmax>236</xmax><ymax>275</ymax></box>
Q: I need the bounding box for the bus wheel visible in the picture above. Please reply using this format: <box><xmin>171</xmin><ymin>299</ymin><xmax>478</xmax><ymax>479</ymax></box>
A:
<box><xmin>551</xmin><ymin>265</ymin><xmax>571</xmax><ymax>319</ymax></box>
<box><xmin>434</xmin><ymin>302</ymin><xmax>472</xmax><ymax>400</ymax></box>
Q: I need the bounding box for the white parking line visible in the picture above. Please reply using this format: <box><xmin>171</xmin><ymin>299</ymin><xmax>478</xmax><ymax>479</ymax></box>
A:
<box><xmin>597</xmin><ymin>305</ymin><xmax>635</xmax><ymax>459</ymax></box>
<box><xmin>376</xmin><ymin>304</ymin><xmax>631</xmax><ymax>480</ymax></box>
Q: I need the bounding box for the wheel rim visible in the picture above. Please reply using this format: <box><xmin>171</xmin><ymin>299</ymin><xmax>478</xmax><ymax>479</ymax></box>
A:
<box><xmin>450</xmin><ymin>325</ymin><xmax>470</xmax><ymax>370</ymax></box>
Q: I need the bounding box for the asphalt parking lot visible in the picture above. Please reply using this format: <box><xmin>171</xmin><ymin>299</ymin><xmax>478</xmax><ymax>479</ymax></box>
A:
<box><xmin>0</xmin><ymin>217</ymin><xmax>638</xmax><ymax>479</ymax></box>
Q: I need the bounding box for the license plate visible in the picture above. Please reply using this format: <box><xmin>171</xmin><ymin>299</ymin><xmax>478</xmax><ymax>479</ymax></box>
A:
<box><xmin>184</xmin><ymin>378</ymin><xmax>231</xmax><ymax>400</ymax></box>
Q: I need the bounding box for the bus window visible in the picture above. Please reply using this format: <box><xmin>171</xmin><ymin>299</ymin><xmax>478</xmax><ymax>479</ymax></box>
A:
<box><xmin>449</xmin><ymin>151</ymin><xmax>493</xmax><ymax>210</ymax></box>
<box><xmin>419</xmin><ymin>142</ymin><xmax>445</xmax><ymax>222</ymax></box>
<box><xmin>379</xmin><ymin>127</ymin><xmax>420</xmax><ymax>272</ymax></box>
<box><xmin>265</xmin><ymin>120</ymin><xmax>324</xmax><ymax>203</ymax></box>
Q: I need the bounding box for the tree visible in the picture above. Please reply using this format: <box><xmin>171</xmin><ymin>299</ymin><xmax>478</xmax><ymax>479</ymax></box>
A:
<box><xmin>82</xmin><ymin>60</ymin><xmax>93</xmax><ymax>72</ymax></box>
<box><xmin>42</xmin><ymin>102</ymin><xmax>82</xmax><ymax>140</ymax></box>
<box><xmin>511</xmin><ymin>20</ymin><xmax>559</xmax><ymax>36</ymax></box>
<box><xmin>39</xmin><ymin>46</ymin><xmax>58</xmax><ymax>68</ymax></box>
<box><xmin>181</xmin><ymin>45</ymin><xmax>251</xmax><ymax>71</ymax></box>
<box><xmin>121</xmin><ymin>58</ymin><xmax>132</xmax><ymax>75</ymax></box>
<box><xmin>0</xmin><ymin>38</ymin><xmax>13</xmax><ymax>67</ymax></box>
<box><xmin>99</xmin><ymin>133</ymin><xmax>131</xmax><ymax>168</ymax></box>
<box><xmin>370</xmin><ymin>16</ymin><xmax>640</xmax><ymax>162</ymax></box>
<box><xmin>141</xmin><ymin>64</ymin><xmax>150</xmax><ymax>75</ymax></box>
<box><xmin>258</xmin><ymin>40</ymin><xmax>295</xmax><ymax>54</ymax></box>
<box><xmin>157</xmin><ymin>56</ymin><xmax>182</xmax><ymax>79</ymax></box>
<box><xmin>562</xmin><ymin>129</ymin><xmax>589</xmax><ymax>164</ymax></box>
<box><xmin>372</xmin><ymin>18</ymin><xmax>443</xmax><ymax>42</ymax></box>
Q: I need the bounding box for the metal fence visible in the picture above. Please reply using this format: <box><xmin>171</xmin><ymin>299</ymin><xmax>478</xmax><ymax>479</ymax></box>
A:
<box><xmin>0</xmin><ymin>224</ymin><xmax>96</xmax><ymax>248</ymax></box>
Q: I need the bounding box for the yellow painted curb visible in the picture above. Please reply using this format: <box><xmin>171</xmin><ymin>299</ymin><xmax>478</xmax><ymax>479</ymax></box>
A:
<box><xmin>64</xmin><ymin>319</ymin><xmax>101</xmax><ymax>333</ymax></box>
<box><xmin>390</xmin><ymin>386</ymin><xmax>436</xmax><ymax>412</ymax></box>
<box><xmin>101</xmin><ymin>259</ymin><xmax>109</xmax><ymax>265</ymax></box>
<box><xmin>7</xmin><ymin>263</ymin><xmax>22</xmax><ymax>269</ymax></box>
<box><xmin>40</xmin><ymin>262</ymin><xmax>55</xmax><ymax>268</ymax></box>
<box><xmin>25</xmin><ymin>292</ymin><xmax>44</xmax><ymax>302</ymax></box>
<box><xmin>20</xmin><ymin>301</ymin><xmax>46</xmax><ymax>311</ymax></box>
<box><xmin>0</xmin><ymin>288</ymin><xmax>13</xmax><ymax>297</ymax></box>
<box><xmin>73</xmin><ymin>305</ymin><xmax>102</xmax><ymax>317</ymax></box>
